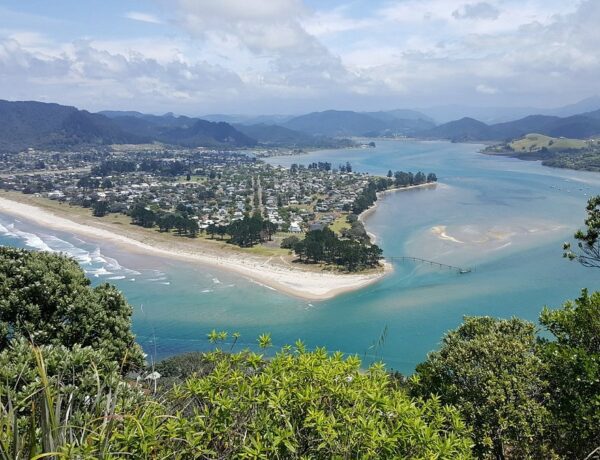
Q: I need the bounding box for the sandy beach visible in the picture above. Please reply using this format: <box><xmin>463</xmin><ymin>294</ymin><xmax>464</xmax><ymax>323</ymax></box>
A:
<box><xmin>0</xmin><ymin>194</ymin><xmax>391</xmax><ymax>301</ymax></box>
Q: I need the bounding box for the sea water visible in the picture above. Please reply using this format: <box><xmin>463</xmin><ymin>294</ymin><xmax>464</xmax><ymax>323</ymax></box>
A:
<box><xmin>1</xmin><ymin>140</ymin><xmax>599</xmax><ymax>374</ymax></box>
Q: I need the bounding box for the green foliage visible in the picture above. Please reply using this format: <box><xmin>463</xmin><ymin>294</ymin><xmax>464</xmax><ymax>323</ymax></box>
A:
<box><xmin>542</xmin><ymin>149</ymin><xmax>600</xmax><ymax>171</ymax></box>
<box><xmin>564</xmin><ymin>195</ymin><xmax>600</xmax><ymax>267</ymax></box>
<box><xmin>91</xmin><ymin>200</ymin><xmax>109</xmax><ymax>217</ymax></box>
<box><xmin>340</xmin><ymin>219</ymin><xmax>369</xmax><ymax>243</ymax></box>
<box><xmin>411</xmin><ymin>317</ymin><xmax>553</xmax><ymax>459</ymax></box>
<box><xmin>0</xmin><ymin>340</ymin><xmax>138</xmax><ymax>459</ymax></box>
<box><xmin>293</xmin><ymin>227</ymin><xmax>382</xmax><ymax>271</ymax></box>
<box><xmin>352</xmin><ymin>177</ymin><xmax>391</xmax><ymax>214</ymax></box>
<box><xmin>257</xmin><ymin>332</ymin><xmax>272</xmax><ymax>348</ymax></box>
<box><xmin>0</xmin><ymin>247</ymin><xmax>143</xmax><ymax>370</ymax></box>
<box><xmin>154</xmin><ymin>351</ymin><xmax>215</xmax><ymax>379</ymax></box>
<box><xmin>1</xmin><ymin>342</ymin><xmax>474</xmax><ymax>459</ymax></box>
<box><xmin>280</xmin><ymin>235</ymin><xmax>300</xmax><ymax>249</ymax></box>
<box><xmin>157</xmin><ymin>346</ymin><xmax>473</xmax><ymax>459</ymax></box>
<box><xmin>538</xmin><ymin>289</ymin><xmax>600</xmax><ymax>458</ymax></box>
<box><xmin>228</xmin><ymin>213</ymin><xmax>277</xmax><ymax>247</ymax></box>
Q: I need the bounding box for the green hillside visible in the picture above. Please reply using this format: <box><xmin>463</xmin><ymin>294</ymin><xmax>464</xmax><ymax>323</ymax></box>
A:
<box><xmin>509</xmin><ymin>133</ymin><xmax>590</xmax><ymax>153</ymax></box>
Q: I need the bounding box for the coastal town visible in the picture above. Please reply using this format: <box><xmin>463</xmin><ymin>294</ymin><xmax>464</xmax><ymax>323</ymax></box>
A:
<box><xmin>0</xmin><ymin>146</ymin><xmax>436</xmax><ymax>262</ymax></box>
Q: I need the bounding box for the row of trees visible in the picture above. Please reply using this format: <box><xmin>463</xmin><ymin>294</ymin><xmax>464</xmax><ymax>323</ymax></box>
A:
<box><xmin>290</xmin><ymin>161</ymin><xmax>351</xmax><ymax>173</ymax></box>
<box><xmin>129</xmin><ymin>203</ymin><xmax>199</xmax><ymax>236</ymax></box>
<box><xmin>387</xmin><ymin>169</ymin><xmax>437</xmax><ymax>187</ymax></box>
<box><xmin>289</xmin><ymin>227</ymin><xmax>383</xmax><ymax>271</ymax></box>
<box><xmin>208</xmin><ymin>213</ymin><xmax>277</xmax><ymax>247</ymax></box>
<box><xmin>129</xmin><ymin>202</ymin><xmax>277</xmax><ymax>247</ymax></box>
<box><xmin>352</xmin><ymin>171</ymin><xmax>438</xmax><ymax>215</ymax></box>
<box><xmin>352</xmin><ymin>177</ymin><xmax>393</xmax><ymax>214</ymax></box>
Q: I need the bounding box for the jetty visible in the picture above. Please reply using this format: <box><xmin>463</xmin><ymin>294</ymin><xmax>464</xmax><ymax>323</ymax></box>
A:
<box><xmin>388</xmin><ymin>256</ymin><xmax>472</xmax><ymax>274</ymax></box>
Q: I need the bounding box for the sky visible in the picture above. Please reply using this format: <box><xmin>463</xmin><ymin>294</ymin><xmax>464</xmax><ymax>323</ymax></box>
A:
<box><xmin>0</xmin><ymin>0</ymin><xmax>598</xmax><ymax>115</ymax></box>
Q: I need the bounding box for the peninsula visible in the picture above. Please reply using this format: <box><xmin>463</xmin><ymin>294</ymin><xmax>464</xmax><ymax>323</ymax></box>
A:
<box><xmin>0</xmin><ymin>145</ymin><xmax>437</xmax><ymax>299</ymax></box>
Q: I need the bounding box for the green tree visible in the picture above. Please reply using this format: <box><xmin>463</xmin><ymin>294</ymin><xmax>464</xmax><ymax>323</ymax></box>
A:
<box><xmin>414</xmin><ymin>171</ymin><xmax>427</xmax><ymax>184</ymax></box>
<box><xmin>92</xmin><ymin>200</ymin><xmax>109</xmax><ymax>217</ymax></box>
<box><xmin>411</xmin><ymin>317</ymin><xmax>552</xmax><ymax>459</ymax></box>
<box><xmin>281</xmin><ymin>236</ymin><xmax>300</xmax><ymax>249</ymax></box>
<box><xmin>0</xmin><ymin>248</ymin><xmax>143</xmax><ymax>370</ymax></box>
<box><xmin>564</xmin><ymin>195</ymin><xmax>600</xmax><ymax>267</ymax></box>
<box><xmin>538</xmin><ymin>289</ymin><xmax>600</xmax><ymax>459</ymax></box>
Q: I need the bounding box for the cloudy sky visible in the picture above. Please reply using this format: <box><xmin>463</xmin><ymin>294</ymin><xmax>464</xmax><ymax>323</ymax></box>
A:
<box><xmin>0</xmin><ymin>0</ymin><xmax>597</xmax><ymax>115</ymax></box>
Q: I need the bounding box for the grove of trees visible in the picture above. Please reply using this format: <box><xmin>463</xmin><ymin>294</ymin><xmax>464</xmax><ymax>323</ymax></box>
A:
<box><xmin>352</xmin><ymin>172</ymin><xmax>437</xmax><ymax>214</ymax></box>
<box><xmin>291</xmin><ymin>227</ymin><xmax>383</xmax><ymax>271</ymax></box>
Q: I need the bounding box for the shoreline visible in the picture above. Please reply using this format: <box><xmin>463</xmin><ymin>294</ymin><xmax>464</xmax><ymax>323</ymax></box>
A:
<box><xmin>358</xmin><ymin>182</ymin><xmax>439</xmax><ymax>242</ymax></box>
<box><xmin>0</xmin><ymin>194</ymin><xmax>391</xmax><ymax>301</ymax></box>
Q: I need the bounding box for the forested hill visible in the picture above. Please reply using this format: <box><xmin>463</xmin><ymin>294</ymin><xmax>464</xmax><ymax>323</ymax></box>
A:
<box><xmin>232</xmin><ymin>122</ymin><xmax>354</xmax><ymax>148</ymax></box>
<box><xmin>420</xmin><ymin>109</ymin><xmax>600</xmax><ymax>141</ymax></box>
<box><xmin>282</xmin><ymin>109</ymin><xmax>435</xmax><ymax>137</ymax></box>
<box><xmin>0</xmin><ymin>100</ymin><xmax>145</xmax><ymax>152</ymax></box>
<box><xmin>0</xmin><ymin>100</ymin><xmax>257</xmax><ymax>152</ymax></box>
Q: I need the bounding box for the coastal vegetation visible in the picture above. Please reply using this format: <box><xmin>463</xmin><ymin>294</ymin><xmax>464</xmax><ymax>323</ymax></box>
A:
<box><xmin>483</xmin><ymin>133</ymin><xmax>600</xmax><ymax>171</ymax></box>
<box><xmin>281</xmin><ymin>172</ymin><xmax>436</xmax><ymax>271</ymax></box>
<box><xmin>564</xmin><ymin>195</ymin><xmax>600</xmax><ymax>267</ymax></box>
<box><xmin>0</xmin><ymin>243</ymin><xmax>598</xmax><ymax>458</ymax></box>
<box><xmin>291</xmin><ymin>227</ymin><xmax>382</xmax><ymax>271</ymax></box>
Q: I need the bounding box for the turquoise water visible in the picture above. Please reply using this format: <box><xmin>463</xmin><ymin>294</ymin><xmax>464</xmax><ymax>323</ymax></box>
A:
<box><xmin>2</xmin><ymin>140</ymin><xmax>599</xmax><ymax>374</ymax></box>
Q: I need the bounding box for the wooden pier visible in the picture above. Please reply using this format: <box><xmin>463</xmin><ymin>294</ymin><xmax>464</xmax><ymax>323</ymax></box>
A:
<box><xmin>388</xmin><ymin>256</ymin><xmax>472</xmax><ymax>274</ymax></box>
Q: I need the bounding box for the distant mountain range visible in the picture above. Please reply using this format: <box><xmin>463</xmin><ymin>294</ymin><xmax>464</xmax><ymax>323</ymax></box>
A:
<box><xmin>0</xmin><ymin>101</ymin><xmax>261</xmax><ymax>152</ymax></box>
<box><xmin>280</xmin><ymin>109</ymin><xmax>435</xmax><ymax>137</ymax></box>
<box><xmin>0</xmin><ymin>101</ymin><xmax>144</xmax><ymax>152</ymax></box>
<box><xmin>232</xmin><ymin>123</ymin><xmax>354</xmax><ymax>148</ymax></box>
<box><xmin>415</xmin><ymin>96</ymin><xmax>600</xmax><ymax>124</ymax></box>
<box><xmin>100</xmin><ymin>111</ymin><xmax>257</xmax><ymax>148</ymax></box>
<box><xmin>420</xmin><ymin>109</ymin><xmax>600</xmax><ymax>142</ymax></box>
<box><xmin>2</xmin><ymin>97</ymin><xmax>600</xmax><ymax>153</ymax></box>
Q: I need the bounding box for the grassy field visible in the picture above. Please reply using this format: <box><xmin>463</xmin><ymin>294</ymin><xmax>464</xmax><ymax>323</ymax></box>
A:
<box><xmin>509</xmin><ymin>133</ymin><xmax>589</xmax><ymax>153</ymax></box>
<box><xmin>329</xmin><ymin>215</ymin><xmax>350</xmax><ymax>235</ymax></box>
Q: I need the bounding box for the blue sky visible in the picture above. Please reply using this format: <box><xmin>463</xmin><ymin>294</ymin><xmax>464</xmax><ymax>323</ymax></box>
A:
<box><xmin>0</xmin><ymin>0</ymin><xmax>597</xmax><ymax>115</ymax></box>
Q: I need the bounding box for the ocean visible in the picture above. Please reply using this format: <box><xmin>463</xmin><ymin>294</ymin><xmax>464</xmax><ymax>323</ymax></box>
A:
<box><xmin>2</xmin><ymin>139</ymin><xmax>599</xmax><ymax>374</ymax></box>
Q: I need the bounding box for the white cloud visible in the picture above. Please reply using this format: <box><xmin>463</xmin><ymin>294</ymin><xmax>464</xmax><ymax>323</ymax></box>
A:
<box><xmin>453</xmin><ymin>2</ymin><xmax>500</xmax><ymax>20</ymax></box>
<box><xmin>0</xmin><ymin>37</ymin><xmax>243</xmax><ymax>112</ymax></box>
<box><xmin>0</xmin><ymin>0</ymin><xmax>598</xmax><ymax>113</ymax></box>
<box><xmin>476</xmin><ymin>84</ymin><xmax>499</xmax><ymax>94</ymax></box>
<box><xmin>302</xmin><ymin>8</ymin><xmax>375</xmax><ymax>37</ymax></box>
<box><xmin>124</xmin><ymin>11</ymin><xmax>163</xmax><ymax>24</ymax></box>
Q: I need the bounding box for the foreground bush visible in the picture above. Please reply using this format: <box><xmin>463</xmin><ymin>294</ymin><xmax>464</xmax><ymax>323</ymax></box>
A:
<box><xmin>0</xmin><ymin>341</ymin><xmax>474</xmax><ymax>459</ymax></box>
<box><xmin>538</xmin><ymin>289</ymin><xmax>600</xmax><ymax>459</ymax></box>
<box><xmin>411</xmin><ymin>317</ymin><xmax>552</xmax><ymax>459</ymax></box>
<box><xmin>0</xmin><ymin>247</ymin><xmax>143</xmax><ymax>369</ymax></box>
